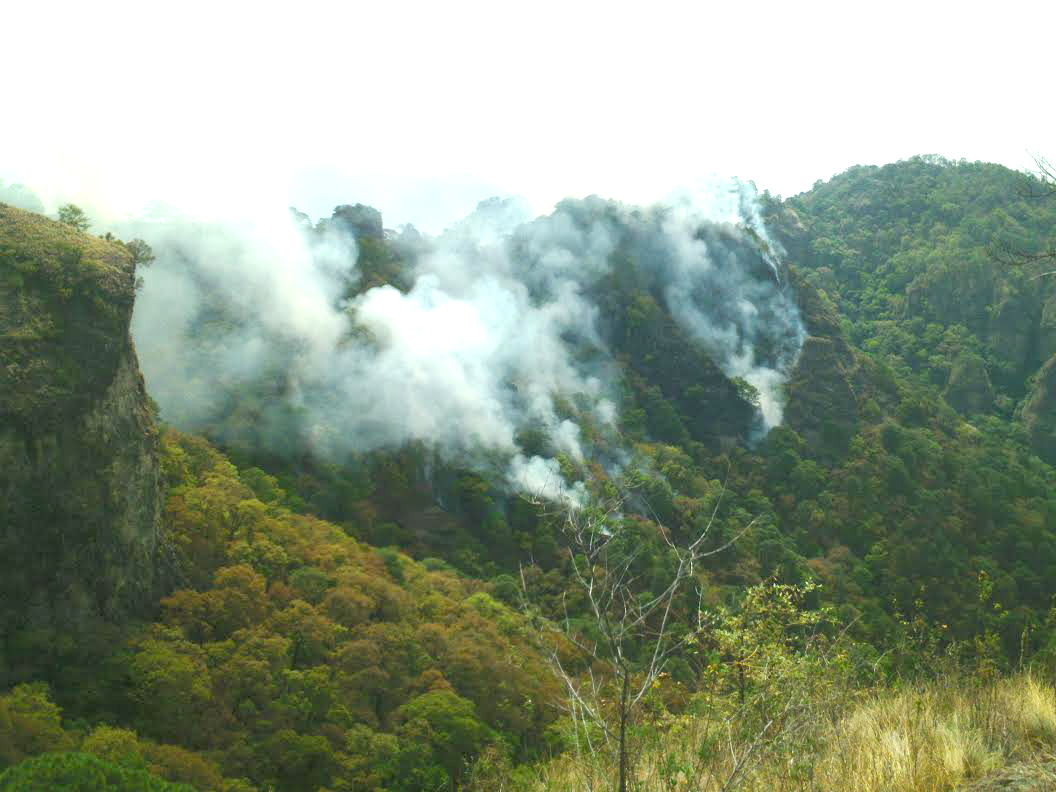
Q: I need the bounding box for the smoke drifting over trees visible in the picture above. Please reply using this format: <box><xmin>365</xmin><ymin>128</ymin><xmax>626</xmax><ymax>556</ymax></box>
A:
<box><xmin>128</xmin><ymin>184</ymin><xmax>804</xmax><ymax>500</ymax></box>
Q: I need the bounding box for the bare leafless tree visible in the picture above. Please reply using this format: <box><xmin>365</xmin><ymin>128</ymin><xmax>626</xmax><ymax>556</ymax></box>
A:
<box><xmin>520</xmin><ymin>485</ymin><xmax>754</xmax><ymax>792</ymax></box>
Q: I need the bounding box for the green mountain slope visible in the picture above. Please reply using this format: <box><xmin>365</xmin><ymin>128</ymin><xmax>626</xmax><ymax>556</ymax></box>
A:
<box><xmin>770</xmin><ymin>156</ymin><xmax>1056</xmax><ymax>410</ymax></box>
<box><xmin>150</xmin><ymin>160</ymin><xmax>1056</xmax><ymax>661</ymax></box>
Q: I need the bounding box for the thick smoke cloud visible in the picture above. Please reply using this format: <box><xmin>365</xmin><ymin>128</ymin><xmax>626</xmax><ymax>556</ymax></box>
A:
<box><xmin>327</xmin><ymin>197</ymin><xmax>616</xmax><ymax>461</ymax></box>
<box><xmin>125</xmin><ymin>208</ymin><xmax>358</xmax><ymax>441</ymax></box>
<box><xmin>648</xmin><ymin>188</ymin><xmax>804</xmax><ymax>428</ymax></box>
<box><xmin>130</xmin><ymin>183</ymin><xmax>803</xmax><ymax>503</ymax></box>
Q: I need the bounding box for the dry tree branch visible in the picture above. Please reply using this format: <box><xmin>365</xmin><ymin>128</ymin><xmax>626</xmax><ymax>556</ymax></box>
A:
<box><xmin>518</xmin><ymin>466</ymin><xmax>761</xmax><ymax>792</ymax></box>
<box><xmin>1024</xmin><ymin>151</ymin><xmax>1056</xmax><ymax>200</ymax></box>
<box><xmin>989</xmin><ymin>238</ymin><xmax>1056</xmax><ymax>269</ymax></box>
<box><xmin>988</xmin><ymin>150</ymin><xmax>1056</xmax><ymax>273</ymax></box>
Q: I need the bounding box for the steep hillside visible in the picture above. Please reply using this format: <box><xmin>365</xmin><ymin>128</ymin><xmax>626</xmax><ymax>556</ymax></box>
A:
<box><xmin>0</xmin><ymin>205</ymin><xmax>162</xmax><ymax>666</ymax></box>
<box><xmin>126</xmin><ymin>165</ymin><xmax>1056</xmax><ymax>661</ymax></box>
<box><xmin>767</xmin><ymin>156</ymin><xmax>1056</xmax><ymax>460</ymax></box>
<box><xmin>746</xmin><ymin>159</ymin><xmax>1056</xmax><ymax>653</ymax></box>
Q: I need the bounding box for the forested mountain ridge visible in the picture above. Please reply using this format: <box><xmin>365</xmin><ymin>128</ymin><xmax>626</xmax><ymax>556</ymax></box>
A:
<box><xmin>768</xmin><ymin>156</ymin><xmax>1056</xmax><ymax>437</ymax></box>
<box><xmin>755</xmin><ymin>157</ymin><xmax>1056</xmax><ymax>653</ymax></box>
<box><xmin>196</xmin><ymin>159</ymin><xmax>1056</xmax><ymax>661</ymax></box>
<box><xmin>4</xmin><ymin>158</ymin><xmax>1056</xmax><ymax>790</ymax></box>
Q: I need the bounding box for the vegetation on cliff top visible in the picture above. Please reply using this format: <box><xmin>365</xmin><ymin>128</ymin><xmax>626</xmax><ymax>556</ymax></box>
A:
<box><xmin>0</xmin><ymin>203</ymin><xmax>131</xmax><ymax>299</ymax></box>
<box><xmin>0</xmin><ymin>204</ymin><xmax>137</xmax><ymax>416</ymax></box>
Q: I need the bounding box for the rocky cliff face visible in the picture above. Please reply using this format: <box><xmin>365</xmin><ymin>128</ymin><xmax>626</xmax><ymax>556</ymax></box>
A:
<box><xmin>0</xmin><ymin>205</ymin><xmax>161</xmax><ymax>641</ymax></box>
<box><xmin>944</xmin><ymin>354</ymin><xmax>995</xmax><ymax>414</ymax></box>
<box><xmin>1023</xmin><ymin>353</ymin><xmax>1056</xmax><ymax>466</ymax></box>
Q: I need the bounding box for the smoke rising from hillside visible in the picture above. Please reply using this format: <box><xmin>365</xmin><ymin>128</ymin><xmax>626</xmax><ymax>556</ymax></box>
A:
<box><xmin>129</xmin><ymin>184</ymin><xmax>804</xmax><ymax>502</ymax></box>
<box><xmin>654</xmin><ymin>188</ymin><xmax>804</xmax><ymax>427</ymax></box>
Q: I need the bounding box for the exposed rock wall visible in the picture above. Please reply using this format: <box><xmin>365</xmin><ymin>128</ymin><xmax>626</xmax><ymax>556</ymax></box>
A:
<box><xmin>944</xmin><ymin>354</ymin><xmax>995</xmax><ymax>414</ymax></box>
<box><xmin>1023</xmin><ymin>353</ymin><xmax>1056</xmax><ymax>466</ymax></box>
<box><xmin>0</xmin><ymin>205</ymin><xmax>161</xmax><ymax>638</ymax></box>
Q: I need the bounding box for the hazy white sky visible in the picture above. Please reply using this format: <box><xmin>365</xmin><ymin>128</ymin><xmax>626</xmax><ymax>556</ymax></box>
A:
<box><xmin>3</xmin><ymin>0</ymin><xmax>1053</xmax><ymax>229</ymax></box>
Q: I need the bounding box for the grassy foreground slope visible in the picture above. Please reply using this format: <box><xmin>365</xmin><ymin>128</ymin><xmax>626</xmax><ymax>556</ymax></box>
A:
<box><xmin>532</xmin><ymin>673</ymin><xmax>1056</xmax><ymax>792</ymax></box>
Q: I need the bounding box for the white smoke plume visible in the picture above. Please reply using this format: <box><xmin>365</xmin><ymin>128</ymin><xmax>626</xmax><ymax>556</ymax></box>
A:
<box><xmin>128</xmin><ymin>182</ymin><xmax>804</xmax><ymax>503</ymax></box>
<box><xmin>650</xmin><ymin>188</ymin><xmax>804</xmax><ymax>427</ymax></box>
<box><xmin>123</xmin><ymin>207</ymin><xmax>358</xmax><ymax>440</ymax></box>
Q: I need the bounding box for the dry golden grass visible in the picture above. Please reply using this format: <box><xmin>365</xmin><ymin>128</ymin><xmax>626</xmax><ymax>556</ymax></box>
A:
<box><xmin>524</xmin><ymin>673</ymin><xmax>1056</xmax><ymax>792</ymax></box>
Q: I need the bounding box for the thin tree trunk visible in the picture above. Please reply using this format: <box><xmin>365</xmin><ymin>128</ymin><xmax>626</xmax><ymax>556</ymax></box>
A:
<box><xmin>618</xmin><ymin>671</ymin><xmax>629</xmax><ymax>792</ymax></box>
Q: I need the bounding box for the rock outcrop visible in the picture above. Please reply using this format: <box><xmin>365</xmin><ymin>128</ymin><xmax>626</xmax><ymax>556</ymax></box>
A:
<box><xmin>0</xmin><ymin>205</ymin><xmax>161</xmax><ymax>640</ymax></box>
<box><xmin>1038</xmin><ymin>293</ymin><xmax>1056</xmax><ymax>364</ymax></box>
<box><xmin>1023</xmin><ymin>353</ymin><xmax>1056</xmax><ymax>465</ymax></box>
<box><xmin>944</xmin><ymin>354</ymin><xmax>995</xmax><ymax>414</ymax></box>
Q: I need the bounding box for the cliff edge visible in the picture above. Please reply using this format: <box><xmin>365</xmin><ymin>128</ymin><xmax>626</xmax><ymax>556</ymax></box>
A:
<box><xmin>0</xmin><ymin>205</ymin><xmax>161</xmax><ymax>644</ymax></box>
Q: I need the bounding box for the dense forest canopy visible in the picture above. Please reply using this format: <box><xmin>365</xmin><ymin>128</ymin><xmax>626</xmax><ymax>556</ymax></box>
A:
<box><xmin>4</xmin><ymin>156</ymin><xmax>1056</xmax><ymax>790</ymax></box>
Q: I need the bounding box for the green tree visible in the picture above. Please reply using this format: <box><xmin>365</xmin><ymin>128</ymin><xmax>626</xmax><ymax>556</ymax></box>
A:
<box><xmin>125</xmin><ymin>629</ymin><xmax>214</xmax><ymax>745</ymax></box>
<box><xmin>0</xmin><ymin>752</ymin><xmax>194</xmax><ymax>791</ymax></box>
<box><xmin>80</xmin><ymin>725</ymin><xmax>145</xmax><ymax>770</ymax></box>
<box><xmin>257</xmin><ymin>730</ymin><xmax>334</xmax><ymax>792</ymax></box>
<box><xmin>56</xmin><ymin>203</ymin><xmax>90</xmax><ymax>232</ymax></box>
<box><xmin>124</xmin><ymin>238</ymin><xmax>155</xmax><ymax>268</ymax></box>
<box><xmin>0</xmin><ymin>684</ymin><xmax>71</xmax><ymax>768</ymax></box>
<box><xmin>396</xmin><ymin>690</ymin><xmax>493</xmax><ymax>791</ymax></box>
